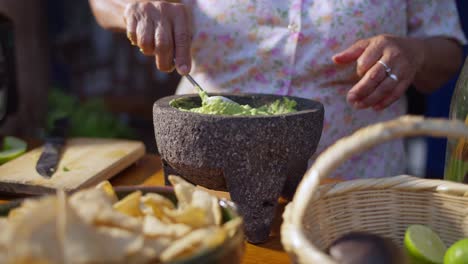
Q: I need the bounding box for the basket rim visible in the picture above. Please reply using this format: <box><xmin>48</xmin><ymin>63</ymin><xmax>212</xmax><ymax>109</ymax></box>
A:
<box><xmin>316</xmin><ymin>174</ymin><xmax>468</xmax><ymax>198</ymax></box>
<box><xmin>281</xmin><ymin>116</ymin><xmax>468</xmax><ymax>264</ymax></box>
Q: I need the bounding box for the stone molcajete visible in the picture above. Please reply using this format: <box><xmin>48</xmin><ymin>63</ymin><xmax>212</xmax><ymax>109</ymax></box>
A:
<box><xmin>153</xmin><ymin>93</ymin><xmax>324</xmax><ymax>244</ymax></box>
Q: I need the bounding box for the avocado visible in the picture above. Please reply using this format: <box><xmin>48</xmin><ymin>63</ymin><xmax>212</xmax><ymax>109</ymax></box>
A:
<box><xmin>327</xmin><ymin>232</ymin><xmax>408</xmax><ymax>264</ymax></box>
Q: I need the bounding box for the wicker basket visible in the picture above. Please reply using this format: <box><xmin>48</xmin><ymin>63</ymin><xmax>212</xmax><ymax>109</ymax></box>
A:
<box><xmin>281</xmin><ymin>115</ymin><xmax>468</xmax><ymax>263</ymax></box>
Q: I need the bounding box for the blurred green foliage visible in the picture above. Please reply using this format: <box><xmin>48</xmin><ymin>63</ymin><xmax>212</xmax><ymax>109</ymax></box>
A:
<box><xmin>46</xmin><ymin>89</ymin><xmax>135</xmax><ymax>139</ymax></box>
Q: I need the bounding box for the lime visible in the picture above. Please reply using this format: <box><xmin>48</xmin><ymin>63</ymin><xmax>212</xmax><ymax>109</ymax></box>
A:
<box><xmin>0</xmin><ymin>136</ymin><xmax>27</xmax><ymax>165</ymax></box>
<box><xmin>404</xmin><ymin>225</ymin><xmax>447</xmax><ymax>264</ymax></box>
<box><xmin>444</xmin><ymin>238</ymin><xmax>468</xmax><ymax>264</ymax></box>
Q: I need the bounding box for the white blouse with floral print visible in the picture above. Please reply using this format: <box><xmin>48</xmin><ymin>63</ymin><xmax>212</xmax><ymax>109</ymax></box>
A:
<box><xmin>176</xmin><ymin>0</ymin><xmax>467</xmax><ymax>180</ymax></box>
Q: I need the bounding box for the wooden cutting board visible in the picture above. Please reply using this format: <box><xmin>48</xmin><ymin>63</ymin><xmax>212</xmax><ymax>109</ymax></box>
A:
<box><xmin>0</xmin><ymin>138</ymin><xmax>146</xmax><ymax>195</ymax></box>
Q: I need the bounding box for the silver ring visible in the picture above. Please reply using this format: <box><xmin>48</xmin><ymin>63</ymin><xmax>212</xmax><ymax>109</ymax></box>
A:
<box><xmin>377</xmin><ymin>60</ymin><xmax>392</xmax><ymax>73</ymax></box>
<box><xmin>378</xmin><ymin>60</ymin><xmax>399</xmax><ymax>81</ymax></box>
<box><xmin>389</xmin><ymin>73</ymin><xmax>399</xmax><ymax>81</ymax></box>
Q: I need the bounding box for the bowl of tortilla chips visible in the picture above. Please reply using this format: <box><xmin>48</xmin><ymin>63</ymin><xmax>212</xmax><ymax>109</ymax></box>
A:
<box><xmin>0</xmin><ymin>176</ymin><xmax>244</xmax><ymax>263</ymax></box>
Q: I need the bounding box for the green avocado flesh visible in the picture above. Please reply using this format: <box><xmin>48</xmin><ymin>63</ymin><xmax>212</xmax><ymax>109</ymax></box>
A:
<box><xmin>170</xmin><ymin>89</ymin><xmax>297</xmax><ymax>116</ymax></box>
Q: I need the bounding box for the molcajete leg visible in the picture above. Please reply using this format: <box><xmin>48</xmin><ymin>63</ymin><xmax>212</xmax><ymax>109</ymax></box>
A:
<box><xmin>281</xmin><ymin>160</ymin><xmax>310</xmax><ymax>200</ymax></box>
<box><xmin>223</xmin><ymin>164</ymin><xmax>288</xmax><ymax>244</ymax></box>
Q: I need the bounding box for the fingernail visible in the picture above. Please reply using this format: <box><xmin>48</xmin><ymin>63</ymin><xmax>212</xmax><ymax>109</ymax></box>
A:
<box><xmin>178</xmin><ymin>65</ymin><xmax>188</xmax><ymax>75</ymax></box>
<box><xmin>348</xmin><ymin>93</ymin><xmax>357</xmax><ymax>102</ymax></box>
<box><xmin>354</xmin><ymin>102</ymin><xmax>366</xmax><ymax>109</ymax></box>
<box><xmin>332</xmin><ymin>55</ymin><xmax>340</xmax><ymax>63</ymax></box>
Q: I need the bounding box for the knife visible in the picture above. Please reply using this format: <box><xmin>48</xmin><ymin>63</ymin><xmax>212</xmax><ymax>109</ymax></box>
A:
<box><xmin>36</xmin><ymin>117</ymin><xmax>69</xmax><ymax>177</ymax></box>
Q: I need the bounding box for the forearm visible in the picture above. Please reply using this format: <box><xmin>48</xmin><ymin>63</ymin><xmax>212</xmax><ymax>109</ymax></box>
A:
<box><xmin>413</xmin><ymin>37</ymin><xmax>463</xmax><ymax>93</ymax></box>
<box><xmin>88</xmin><ymin>0</ymin><xmax>145</xmax><ymax>31</ymax></box>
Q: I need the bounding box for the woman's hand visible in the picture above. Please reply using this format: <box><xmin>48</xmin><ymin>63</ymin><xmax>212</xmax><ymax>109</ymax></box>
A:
<box><xmin>332</xmin><ymin>35</ymin><xmax>425</xmax><ymax>111</ymax></box>
<box><xmin>124</xmin><ymin>1</ymin><xmax>192</xmax><ymax>74</ymax></box>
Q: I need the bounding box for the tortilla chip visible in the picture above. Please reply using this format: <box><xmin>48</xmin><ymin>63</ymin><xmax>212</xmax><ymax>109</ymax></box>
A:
<box><xmin>69</xmin><ymin>188</ymin><xmax>114</xmax><ymax>222</ymax></box>
<box><xmin>8</xmin><ymin>196</ymin><xmax>64</xmax><ymax>264</ymax></box>
<box><xmin>7</xmin><ymin>198</ymin><xmax>44</xmax><ymax>222</ymax></box>
<box><xmin>59</xmin><ymin>191</ymin><xmax>144</xmax><ymax>264</ymax></box>
<box><xmin>191</xmin><ymin>189</ymin><xmax>222</xmax><ymax>225</ymax></box>
<box><xmin>70</xmin><ymin>187</ymin><xmax>114</xmax><ymax>208</ymax></box>
<box><xmin>160</xmin><ymin>227</ymin><xmax>224</xmax><ymax>262</ymax></box>
<box><xmin>223</xmin><ymin>217</ymin><xmax>243</xmax><ymax>237</ymax></box>
<box><xmin>203</xmin><ymin>226</ymin><xmax>227</xmax><ymax>249</ymax></box>
<box><xmin>143</xmin><ymin>215</ymin><xmax>191</xmax><ymax>238</ymax></box>
<box><xmin>96</xmin><ymin>180</ymin><xmax>118</xmax><ymax>203</ymax></box>
<box><xmin>168</xmin><ymin>176</ymin><xmax>221</xmax><ymax>226</ymax></box>
<box><xmin>0</xmin><ymin>218</ymin><xmax>9</xmax><ymax>263</ymax></box>
<box><xmin>140</xmin><ymin>193</ymin><xmax>175</xmax><ymax>219</ymax></box>
<box><xmin>126</xmin><ymin>237</ymin><xmax>171</xmax><ymax>263</ymax></box>
<box><xmin>168</xmin><ymin>175</ymin><xmax>195</xmax><ymax>208</ymax></box>
<box><xmin>69</xmin><ymin>188</ymin><xmax>141</xmax><ymax>232</ymax></box>
<box><xmin>163</xmin><ymin>206</ymin><xmax>209</xmax><ymax>228</ymax></box>
<box><xmin>113</xmin><ymin>191</ymin><xmax>144</xmax><ymax>217</ymax></box>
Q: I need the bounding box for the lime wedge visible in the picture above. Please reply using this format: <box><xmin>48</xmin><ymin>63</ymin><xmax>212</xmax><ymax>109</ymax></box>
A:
<box><xmin>444</xmin><ymin>238</ymin><xmax>468</xmax><ymax>264</ymax></box>
<box><xmin>404</xmin><ymin>225</ymin><xmax>447</xmax><ymax>264</ymax></box>
<box><xmin>0</xmin><ymin>136</ymin><xmax>27</xmax><ymax>165</ymax></box>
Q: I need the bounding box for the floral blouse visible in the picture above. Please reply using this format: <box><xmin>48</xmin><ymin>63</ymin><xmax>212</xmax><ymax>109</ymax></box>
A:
<box><xmin>176</xmin><ymin>0</ymin><xmax>467</xmax><ymax>180</ymax></box>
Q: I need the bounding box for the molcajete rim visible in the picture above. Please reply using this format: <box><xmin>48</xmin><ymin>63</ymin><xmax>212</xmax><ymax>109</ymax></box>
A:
<box><xmin>154</xmin><ymin>93</ymin><xmax>324</xmax><ymax>119</ymax></box>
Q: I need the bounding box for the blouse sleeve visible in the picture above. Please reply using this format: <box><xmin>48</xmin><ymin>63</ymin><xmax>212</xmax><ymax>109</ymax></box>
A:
<box><xmin>407</xmin><ymin>0</ymin><xmax>467</xmax><ymax>45</ymax></box>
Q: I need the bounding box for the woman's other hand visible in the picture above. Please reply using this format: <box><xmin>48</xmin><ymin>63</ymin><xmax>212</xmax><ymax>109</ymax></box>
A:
<box><xmin>124</xmin><ymin>1</ymin><xmax>192</xmax><ymax>74</ymax></box>
<box><xmin>332</xmin><ymin>35</ymin><xmax>425</xmax><ymax>111</ymax></box>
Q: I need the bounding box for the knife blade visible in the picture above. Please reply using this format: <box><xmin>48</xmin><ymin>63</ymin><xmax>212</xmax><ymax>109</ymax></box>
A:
<box><xmin>36</xmin><ymin>117</ymin><xmax>68</xmax><ymax>177</ymax></box>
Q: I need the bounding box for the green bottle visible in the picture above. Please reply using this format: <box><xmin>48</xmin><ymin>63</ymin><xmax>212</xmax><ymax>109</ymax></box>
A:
<box><xmin>444</xmin><ymin>57</ymin><xmax>468</xmax><ymax>183</ymax></box>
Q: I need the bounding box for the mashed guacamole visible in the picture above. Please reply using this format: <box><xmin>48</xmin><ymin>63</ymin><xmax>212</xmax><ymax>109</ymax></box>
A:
<box><xmin>171</xmin><ymin>90</ymin><xmax>298</xmax><ymax>116</ymax></box>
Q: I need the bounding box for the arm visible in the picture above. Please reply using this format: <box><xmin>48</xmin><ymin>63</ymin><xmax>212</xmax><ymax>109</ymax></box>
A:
<box><xmin>88</xmin><ymin>0</ymin><xmax>142</xmax><ymax>31</ymax></box>
<box><xmin>88</xmin><ymin>0</ymin><xmax>192</xmax><ymax>75</ymax></box>
<box><xmin>413</xmin><ymin>37</ymin><xmax>463</xmax><ymax>92</ymax></box>
<box><xmin>333</xmin><ymin>35</ymin><xmax>463</xmax><ymax>111</ymax></box>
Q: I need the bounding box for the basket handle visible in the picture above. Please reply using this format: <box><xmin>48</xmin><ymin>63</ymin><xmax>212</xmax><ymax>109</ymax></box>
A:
<box><xmin>290</xmin><ymin>115</ymin><xmax>468</xmax><ymax>224</ymax></box>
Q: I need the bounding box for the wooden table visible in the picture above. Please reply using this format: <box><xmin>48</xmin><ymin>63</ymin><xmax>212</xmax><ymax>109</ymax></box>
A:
<box><xmin>0</xmin><ymin>149</ymin><xmax>336</xmax><ymax>264</ymax></box>
<box><xmin>110</xmin><ymin>154</ymin><xmax>291</xmax><ymax>264</ymax></box>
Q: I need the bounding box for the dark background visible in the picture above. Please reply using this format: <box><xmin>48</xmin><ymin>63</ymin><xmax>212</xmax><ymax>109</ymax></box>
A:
<box><xmin>45</xmin><ymin>0</ymin><xmax>180</xmax><ymax>153</ymax></box>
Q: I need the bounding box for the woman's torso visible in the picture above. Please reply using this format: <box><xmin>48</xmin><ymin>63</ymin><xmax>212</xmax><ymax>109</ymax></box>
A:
<box><xmin>176</xmin><ymin>0</ymin><xmax>446</xmax><ymax>179</ymax></box>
